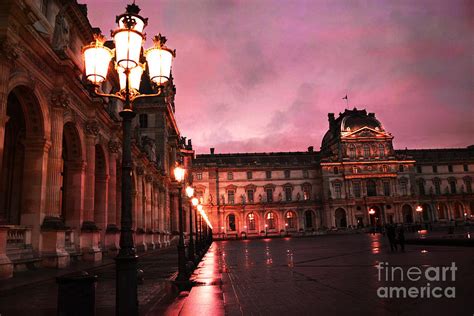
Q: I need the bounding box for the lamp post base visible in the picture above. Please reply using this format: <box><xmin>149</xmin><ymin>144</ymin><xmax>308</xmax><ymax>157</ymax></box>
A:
<box><xmin>115</xmin><ymin>254</ymin><xmax>138</xmax><ymax>316</ymax></box>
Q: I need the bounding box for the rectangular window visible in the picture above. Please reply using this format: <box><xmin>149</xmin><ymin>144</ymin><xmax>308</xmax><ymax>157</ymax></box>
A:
<box><xmin>433</xmin><ymin>165</ymin><xmax>438</xmax><ymax>173</ymax></box>
<box><xmin>450</xmin><ymin>181</ymin><xmax>456</xmax><ymax>194</ymax></box>
<box><xmin>228</xmin><ymin>191</ymin><xmax>235</xmax><ymax>205</ymax></box>
<box><xmin>334</xmin><ymin>183</ymin><xmax>342</xmax><ymax>199</ymax></box>
<box><xmin>139</xmin><ymin>114</ymin><xmax>148</xmax><ymax>128</ymax></box>
<box><xmin>266</xmin><ymin>171</ymin><xmax>272</xmax><ymax>179</ymax></box>
<box><xmin>303</xmin><ymin>187</ymin><xmax>311</xmax><ymax>200</ymax></box>
<box><xmin>466</xmin><ymin>180</ymin><xmax>472</xmax><ymax>193</ymax></box>
<box><xmin>383</xmin><ymin>182</ymin><xmax>391</xmax><ymax>196</ymax></box>
<box><xmin>284</xmin><ymin>170</ymin><xmax>290</xmax><ymax>178</ymax></box>
<box><xmin>266</xmin><ymin>188</ymin><xmax>273</xmax><ymax>202</ymax></box>
<box><xmin>416</xmin><ymin>166</ymin><xmax>422</xmax><ymax>173</ymax></box>
<box><xmin>400</xmin><ymin>181</ymin><xmax>408</xmax><ymax>196</ymax></box>
<box><xmin>448</xmin><ymin>165</ymin><xmax>453</xmax><ymax>173</ymax></box>
<box><xmin>247</xmin><ymin>171</ymin><xmax>253</xmax><ymax>179</ymax></box>
<box><xmin>303</xmin><ymin>170</ymin><xmax>309</xmax><ymax>178</ymax></box>
<box><xmin>353</xmin><ymin>182</ymin><xmax>361</xmax><ymax>198</ymax></box>
<box><xmin>247</xmin><ymin>190</ymin><xmax>254</xmax><ymax>203</ymax></box>
<box><xmin>196</xmin><ymin>172</ymin><xmax>202</xmax><ymax>180</ymax></box>
<box><xmin>434</xmin><ymin>181</ymin><xmax>441</xmax><ymax>195</ymax></box>
<box><xmin>227</xmin><ymin>172</ymin><xmax>233</xmax><ymax>180</ymax></box>
<box><xmin>285</xmin><ymin>187</ymin><xmax>292</xmax><ymax>201</ymax></box>
<box><xmin>464</xmin><ymin>164</ymin><xmax>469</xmax><ymax>172</ymax></box>
<box><xmin>418</xmin><ymin>182</ymin><xmax>425</xmax><ymax>195</ymax></box>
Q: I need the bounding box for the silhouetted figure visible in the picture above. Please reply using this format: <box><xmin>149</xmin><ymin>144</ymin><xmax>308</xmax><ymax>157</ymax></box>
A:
<box><xmin>386</xmin><ymin>224</ymin><xmax>397</xmax><ymax>252</ymax></box>
<box><xmin>397</xmin><ymin>225</ymin><xmax>406</xmax><ymax>252</ymax></box>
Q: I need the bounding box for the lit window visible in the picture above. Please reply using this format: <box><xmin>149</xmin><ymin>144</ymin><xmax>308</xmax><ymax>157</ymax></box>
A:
<box><xmin>247</xmin><ymin>213</ymin><xmax>256</xmax><ymax>230</ymax></box>
<box><xmin>303</xmin><ymin>185</ymin><xmax>311</xmax><ymax>200</ymax></box>
<box><xmin>266</xmin><ymin>212</ymin><xmax>275</xmax><ymax>229</ymax></box>
<box><xmin>286</xmin><ymin>211</ymin><xmax>296</xmax><ymax>229</ymax></box>
<box><xmin>196</xmin><ymin>172</ymin><xmax>202</xmax><ymax>180</ymax></box>
<box><xmin>227</xmin><ymin>190</ymin><xmax>235</xmax><ymax>204</ymax></box>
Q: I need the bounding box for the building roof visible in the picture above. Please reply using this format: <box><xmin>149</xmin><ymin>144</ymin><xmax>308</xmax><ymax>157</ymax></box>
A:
<box><xmin>396</xmin><ymin>147</ymin><xmax>474</xmax><ymax>163</ymax></box>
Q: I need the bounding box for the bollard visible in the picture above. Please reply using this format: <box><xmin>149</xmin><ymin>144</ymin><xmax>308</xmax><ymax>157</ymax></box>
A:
<box><xmin>57</xmin><ymin>271</ymin><xmax>98</xmax><ymax>316</ymax></box>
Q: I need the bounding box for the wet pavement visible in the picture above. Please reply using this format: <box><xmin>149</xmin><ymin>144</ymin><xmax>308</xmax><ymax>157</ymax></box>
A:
<box><xmin>169</xmin><ymin>234</ymin><xmax>474</xmax><ymax>316</ymax></box>
<box><xmin>0</xmin><ymin>244</ymin><xmax>179</xmax><ymax>316</ymax></box>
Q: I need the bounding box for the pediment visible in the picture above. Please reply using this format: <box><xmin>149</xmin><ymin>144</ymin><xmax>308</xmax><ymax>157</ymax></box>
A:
<box><xmin>342</xmin><ymin>126</ymin><xmax>390</xmax><ymax>139</ymax></box>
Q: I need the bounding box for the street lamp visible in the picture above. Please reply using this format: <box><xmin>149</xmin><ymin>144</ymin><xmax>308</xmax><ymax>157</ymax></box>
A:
<box><xmin>192</xmin><ymin>198</ymin><xmax>199</xmax><ymax>256</ymax></box>
<box><xmin>185</xmin><ymin>186</ymin><xmax>195</xmax><ymax>262</ymax></box>
<box><xmin>82</xmin><ymin>4</ymin><xmax>174</xmax><ymax>315</ymax></box>
<box><xmin>173</xmin><ymin>165</ymin><xmax>187</xmax><ymax>281</ymax></box>
<box><xmin>368</xmin><ymin>208</ymin><xmax>376</xmax><ymax>234</ymax></box>
<box><xmin>416</xmin><ymin>205</ymin><xmax>423</xmax><ymax>228</ymax></box>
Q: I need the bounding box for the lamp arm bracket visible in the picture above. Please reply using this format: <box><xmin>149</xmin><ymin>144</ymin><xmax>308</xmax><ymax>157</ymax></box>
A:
<box><xmin>131</xmin><ymin>87</ymin><xmax>163</xmax><ymax>102</ymax></box>
<box><xmin>92</xmin><ymin>87</ymin><xmax>126</xmax><ymax>102</ymax></box>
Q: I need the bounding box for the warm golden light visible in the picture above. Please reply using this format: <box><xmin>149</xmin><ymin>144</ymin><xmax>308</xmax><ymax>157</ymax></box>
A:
<box><xmin>191</xmin><ymin>197</ymin><xmax>199</xmax><ymax>206</ymax></box>
<box><xmin>197</xmin><ymin>205</ymin><xmax>213</xmax><ymax>229</ymax></box>
<box><xmin>174</xmin><ymin>166</ymin><xmax>185</xmax><ymax>182</ymax></box>
<box><xmin>416</xmin><ymin>205</ymin><xmax>423</xmax><ymax>213</ymax></box>
<box><xmin>197</xmin><ymin>204</ymin><xmax>203</xmax><ymax>212</ymax></box>
<box><xmin>145</xmin><ymin>34</ymin><xmax>175</xmax><ymax>86</ymax></box>
<box><xmin>117</xmin><ymin>65</ymin><xmax>144</xmax><ymax>91</ymax></box>
<box><xmin>185</xmin><ymin>186</ymin><xmax>194</xmax><ymax>198</ymax></box>
<box><xmin>369</xmin><ymin>208</ymin><xmax>375</xmax><ymax>215</ymax></box>
<box><xmin>113</xmin><ymin>29</ymin><xmax>143</xmax><ymax>69</ymax></box>
<box><xmin>83</xmin><ymin>35</ymin><xmax>113</xmax><ymax>84</ymax></box>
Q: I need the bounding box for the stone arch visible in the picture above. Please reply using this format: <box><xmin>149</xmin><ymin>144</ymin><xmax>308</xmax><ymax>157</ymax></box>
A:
<box><xmin>335</xmin><ymin>208</ymin><xmax>347</xmax><ymax>228</ymax></box>
<box><xmin>0</xmin><ymin>85</ymin><xmax>49</xmax><ymax>225</ymax></box>
<box><xmin>402</xmin><ymin>204</ymin><xmax>413</xmax><ymax>223</ymax></box>
<box><xmin>437</xmin><ymin>202</ymin><xmax>448</xmax><ymax>220</ymax></box>
<box><xmin>453</xmin><ymin>201</ymin><xmax>464</xmax><ymax>219</ymax></box>
<box><xmin>421</xmin><ymin>203</ymin><xmax>431</xmax><ymax>222</ymax></box>
<box><xmin>245</xmin><ymin>211</ymin><xmax>258</xmax><ymax>231</ymax></box>
<box><xmin>304</xmin><ymin>209</ymin><xmax>316</xmax><ymax>230</ymax></box>
<box><xmin>284</xmin><ymin>210</ymin><xmax>297</xmax><ymax>230</ymax></box>
<box><xmin>94</xmin><ymin>144</ymin><xmax>108</xmax><ymax>230</ymax></box>
<box><xmin>226</xmin><ymin>212</ymin><xmax>238</xmax><ymax>232</ymax></box>
<box><xmin>264</xmin><ymin>210</ymin><xmax>278</xmax><ymax>231</ymax></box>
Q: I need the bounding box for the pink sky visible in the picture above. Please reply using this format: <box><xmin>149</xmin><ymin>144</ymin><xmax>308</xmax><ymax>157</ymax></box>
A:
<box><xmin>82</xmin><ymin>0</ymin><xmax>474</xmax><ymax>154</ymax></box>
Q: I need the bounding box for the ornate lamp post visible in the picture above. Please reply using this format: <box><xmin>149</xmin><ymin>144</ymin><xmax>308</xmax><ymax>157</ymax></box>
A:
<box><xmin>173</xmin><ymin>166</ymin><xmax>187</xmax><ymax>281</ymax></box>
<box><xmin>185</xmin><ymin>186</ymin><xmax>195</xmax><ymax>262</ymax></box>
<box><xmin>197</xmin><ymin>204</ymin><xmax>204</xmax><ymax>251</ymax></box>
<box><xmin>416</xmin><ymin>205</ymin><xmax>423</xmax><ymax>228</ymax></box>
<box><xmin>82</xmin><ymin>4</ymin><xmax>174</xmax><ymax>315</ymax></box>
<box><xmin>368</xmin><ymin>208</ymin><xmax>376</xmax><ymax>234</ymax></box>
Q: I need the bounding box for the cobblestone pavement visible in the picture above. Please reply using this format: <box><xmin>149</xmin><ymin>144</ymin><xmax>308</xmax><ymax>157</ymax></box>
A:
<box><xmin>0</xmin><ymin>245</ymin><xmax>180</xmax><ymax>316</ymax></box>
<box><xmin>184</xmin><ymin>234</ymin><xmax>473</xmax><ymax>316</ymax></box>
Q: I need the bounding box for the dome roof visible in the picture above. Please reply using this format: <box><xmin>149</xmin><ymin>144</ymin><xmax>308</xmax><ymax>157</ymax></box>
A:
<box><xmin>321</xmin><ymin>108</ymin><xmax>386</xmax><ymax>150</ymax></box>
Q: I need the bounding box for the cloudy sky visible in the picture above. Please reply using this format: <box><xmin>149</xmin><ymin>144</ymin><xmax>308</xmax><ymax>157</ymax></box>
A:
<box><xmin>82</xmin><ymin>0</ymin><xmax>473</xmax><ymax>154</ymax></box>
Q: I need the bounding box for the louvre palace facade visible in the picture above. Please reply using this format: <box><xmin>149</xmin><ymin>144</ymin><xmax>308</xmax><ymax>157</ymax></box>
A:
<box><xmin>0</xmin><ymin>0</ymin><xmax>194</xmax><ymax>279</ymax></box>
<box><xmin>192</xmin><ymin>108</ymin><xmax>474</xmax><ymax>238</ymax></box>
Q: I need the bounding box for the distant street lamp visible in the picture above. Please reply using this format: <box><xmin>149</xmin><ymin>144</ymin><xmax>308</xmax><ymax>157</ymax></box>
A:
<box><xmin>416</xmin><ymin>205</ymin><xmax>423</xmax><ymax>225</ymax></box>
<box><xmin>185</xmin><ymin>186</ymin><xmax>195</xmax><ymax>262</ymax></box>
<box><xmin>368</xmin><ymin>208</ymin><xmax>376</xmax><ymax>234</ymax></box>
<box><xmin>174</xmin><ymin>166</ymin><xmax>187</xmax><ymax>281</ymax></box>
<box><xmin>81</xmin><ymin>4</ymin><xmax>175</xmax><ymax>315</ymax></box>
<box><xmin>192</xmin><ymin>198</ymin><xmax>199</xmax><ymax>255</ymax></box>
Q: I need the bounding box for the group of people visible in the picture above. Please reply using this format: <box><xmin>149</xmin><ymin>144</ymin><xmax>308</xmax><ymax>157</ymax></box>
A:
<box><xmin>385</xmin><ymin>224</ymin><xmax>406</xmax><ymax>252</ymax></box>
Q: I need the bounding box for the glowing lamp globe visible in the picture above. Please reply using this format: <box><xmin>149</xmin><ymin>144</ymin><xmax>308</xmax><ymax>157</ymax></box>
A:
<box><xmin>174</xmin><ymin>166</ymin><xmax>185</xmax><ymax>183</ymax></box>
<box><xmin>416</xmin><ymin>206</ymin><xmax>423</xmax><ymax>213</ymax></box>
<box><xmin>145</xmin><ymin>34</ymin><xmax>175</xmax><ymax>86</ymax></box>
<box><xmin>113</xmin><ymin>29</ymin><xmax>143</xmax><ymax>70</ymax></box>
<box><xmin>117</xmin><ymin>65</ymin><xmax>144</xmax><ymax>91</ymax></box>
<box><xmin>191</xmin><ymin>197</ymin><xmax>199</xmax><ymax>207</ymax></box>
<box><xmin>185</xmin><ymin>186</ymin><xmax>194</xmax><ymax>198</ymax></box>
<box><xmin>197</xmin><ymin>204</ymin><xmax>203</xmax><ymax>212</ymax></box>
<box><xmin>83</xmin><ymin>35</ymin><xmax>113</xmax><ymax>84</ymax></box>
<box><xmin>369</xmin><ymin>208</ymin><xmax>375</xmax><ymax>215</ymax></box>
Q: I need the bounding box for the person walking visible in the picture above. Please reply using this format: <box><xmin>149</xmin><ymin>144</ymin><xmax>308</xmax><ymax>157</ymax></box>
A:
<box><xmin>397</xmin><ymin>224</ymin><xmax>406</xmax><ymax>252</ymax></box>
<box><xmin>386</xmin><ymin>224</ymin><xmax>397</xmax><ymax>252</ymax></box>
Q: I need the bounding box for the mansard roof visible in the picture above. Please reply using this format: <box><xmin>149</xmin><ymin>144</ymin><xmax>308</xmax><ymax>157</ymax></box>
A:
<box><xmin>194</xmin><ymin>150</ymin><xmax>320</xmax><ymax>167</ymax></box>
<box><xmin>396</xmin><ymin>146</ymin><xmax>474</xmax><ymax>163</ymax></box>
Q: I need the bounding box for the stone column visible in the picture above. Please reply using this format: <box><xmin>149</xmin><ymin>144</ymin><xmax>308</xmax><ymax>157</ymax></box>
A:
<box><xmin>145</xmin><ymin>175</ymin><xmax>154</xmax><ymax>249</ymax></box>
<box><xmin>41</xmin><ymin>90</ymin><xmax>70</xmax><ymax>268</ymax></box>
<box><xmin>80</xmin><ymin>121</ymin><xmax>101</xmax><ymax>262</ymax></box>
<box><xmin>105</xmin><ymin>140</ymin><xmax>119</xmax><ymax>254</ymax></box>
<box><xmin>135</xmin><ymin>167</ymin><xmax>146</xmax><ymax>251</ymax></box>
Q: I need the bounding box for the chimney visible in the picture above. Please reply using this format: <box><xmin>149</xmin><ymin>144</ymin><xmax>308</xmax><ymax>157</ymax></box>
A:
<box><xmin>210</xmin><ymin>147</ymin><xmax>215</xmax><ymax>155</ymax></box>
<box><xmin>188</xmin><ymin>139</ymin><xmax>192</xmax><ymax>149</ymax></box>
<box><xmin>308</xmin><ymin>146</ymin><xmax>314</xmax><ymax>152</ymax></box>
<box><xmin>328</xmin><ymin>113</ymin><xmax>335</xmax><ymax>130</ymax></box>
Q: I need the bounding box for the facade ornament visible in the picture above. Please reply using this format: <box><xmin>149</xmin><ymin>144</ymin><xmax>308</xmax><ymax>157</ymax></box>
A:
<box><xmin>0</xmin><ymin>37</ymin><xmax>23</xmax><ymax>62</ymax></box>
<box><xmin>51</xmin><ymin>89</ymin><xmax>70</xmax><ymax>108</ymax></box>
<box><xmin>108</xmin><ymin>140</ymin><xmax>120</xmax><ymax>153</ymax></box>
<box><xmin>52</xmin><ymin>9</ymin><xmax>70</xmax><ymax>53</ymax></box>
<box><xmin>85</xmin><ymin>121</ymin><xmax>100</xmax><ymax>136</ymax></box>
<box><xmin>278</xmin><ymin>192</ymin><xmax>282</xmax><ymax>201</ymax></box>
<box><xmin>136</xmin><ymin>166</ymin><xmax>144</xmax><ymax>175</ymax></box>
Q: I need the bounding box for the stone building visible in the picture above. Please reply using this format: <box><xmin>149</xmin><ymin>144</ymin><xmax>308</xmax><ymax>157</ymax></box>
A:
<box><xmin>0</xmin><ymin>0</ymin><xmax>192</xmax><ymax>279</ymax></box>
<box><xmin>192</xmin><ymin>108</ymin><xmax>474</xmax><ymax>238</ymax></box>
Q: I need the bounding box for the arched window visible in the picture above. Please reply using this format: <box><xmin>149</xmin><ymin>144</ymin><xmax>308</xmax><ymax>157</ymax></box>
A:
<box><xmin>305</xmin><ymin>210</ymin><xmax>313</xmax><ymax>228</ymax></box>
<box><xmin>285</xmin><ymin>211</ymin><xmax>296</xmax><ymax>229</ymax></box>
<box><xmin>378</xmin><ymin>144</ymin><xmax>385</xmax><ymax>157</ymax></box>
<box><xmin>367</xmin><ymin>179</ymin><xmax>377</xmax><ymax>196</ymax></box>
<box><xmin>437</xmin><ymin>203</ymin><xmax>447</xmax><ymax>219</ymax></box>
<box><xmin>454</xmin><ymin>203</ymin><xmax>463</xmax><ymax>218</ymax></box>
<box><xmin>449</xmin><ymin>180</ymin><xmax>457</xmax><ymax>194</ymax></box>
<box><xmin>247</xmin><ymin>213</ymin><xmax>256</xmax><ymax>230</ymax></box>
<box><xmin>363</xmin><ymin>144</ymin><xmax>370</xmax><ymax>158</ymax></box>
<box><xmin>266</xmin><ymin>212</ymin><xmax>275</xmax><ymax>229</ymax></box>
<box><xmin>227</xmin><ymin>214</ymin><xmax>236</xmax><ymax>231</ymax></box>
